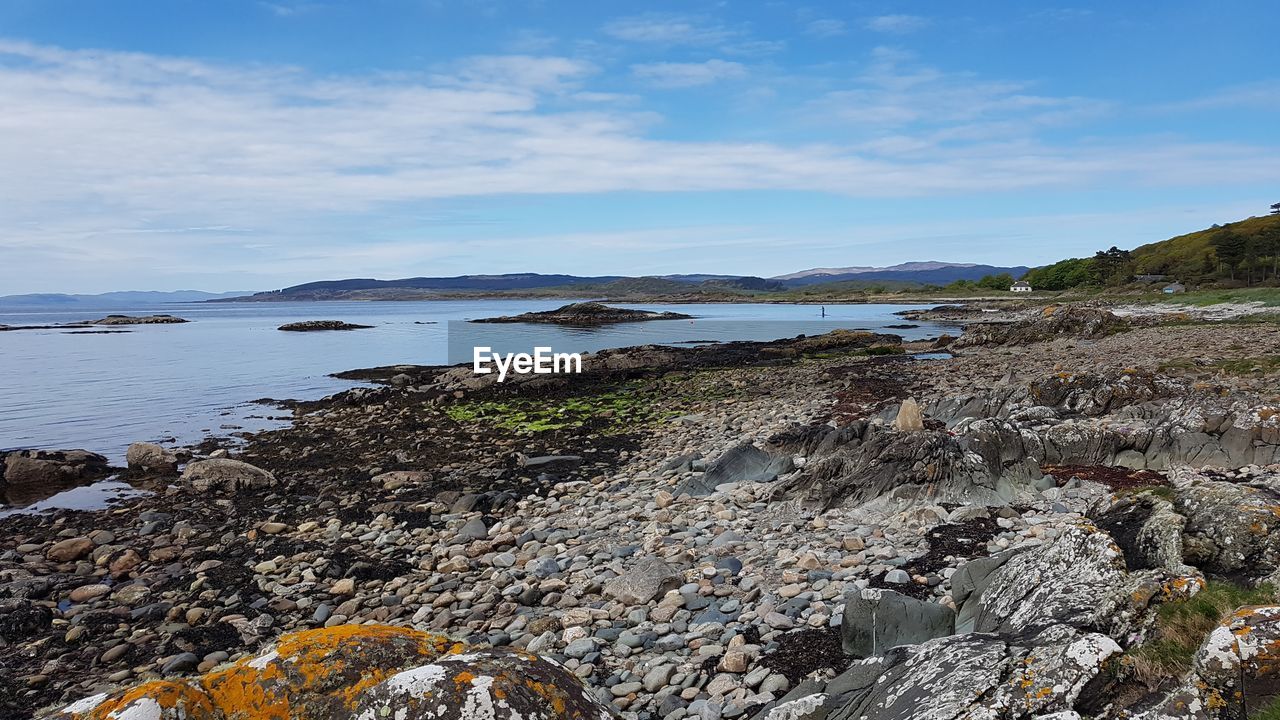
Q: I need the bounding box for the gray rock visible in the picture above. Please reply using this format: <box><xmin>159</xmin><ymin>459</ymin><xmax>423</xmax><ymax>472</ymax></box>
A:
<box><xmin>841</xmin><ymin>588</ymin><xmax>955</xmax><ymax>658</ymax></box>
<box><xmin>125</xmin><ymin>442</ymin><xmax>178</xmax><ymax>474</ymax></box>
<box><xmin>181</xmin><ymin>458</ymin><xmax>276</xmax><ymax>493</ymax></box>
<box><xmin>604</xmin><ymin>557</ymin><xmax>681</xmax><ymax>605</ymax></box>
<box><xmin>677</xmin><ymin>443</ymin><xmax>793</xmax><ymax>497</ymax></box>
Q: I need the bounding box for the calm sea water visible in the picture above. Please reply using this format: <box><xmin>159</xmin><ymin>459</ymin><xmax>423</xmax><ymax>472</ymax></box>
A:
<box><xmin>0</xmin><ymin>300</ymin><xmax>950</xmax><ymax>461</ymax></box>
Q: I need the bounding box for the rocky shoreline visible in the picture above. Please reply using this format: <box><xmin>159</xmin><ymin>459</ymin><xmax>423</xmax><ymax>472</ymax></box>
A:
<box><xmin>7</xmin><ymin>302</ymin><xmax>1280</xmax><ymax>719</ymax></box>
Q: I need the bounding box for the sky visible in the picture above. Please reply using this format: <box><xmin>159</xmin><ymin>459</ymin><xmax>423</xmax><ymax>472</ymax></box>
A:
<box><xmin>1</xmin><ymin>1</ymin><xmax>1278</xmax><ymax>293</ymax></box>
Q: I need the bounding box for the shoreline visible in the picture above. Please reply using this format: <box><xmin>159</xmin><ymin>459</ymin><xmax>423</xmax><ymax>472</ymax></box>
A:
<box><xmin>8</xmin><ymin>302</ymin><xmax>1280</xmax><ymax>718</ymax></box>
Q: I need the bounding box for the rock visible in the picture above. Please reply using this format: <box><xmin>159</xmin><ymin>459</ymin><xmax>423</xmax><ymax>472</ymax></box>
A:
<box><xmin>125</xmin><ymin>442</ymin><xmax>178</xmax><ymax>475</ymax></box>
<box><xmin>472</xmin><ymin>301</ymin><xmax>693</xmax><ymax>326</ymax></box>
<box><xmin>892</xmin><ymin>398</ymin><xmax>924</xmax><ymax>432</ymax></box>
<box><xmin>55</xmin><ymin>625</ymin><xmax>610</xmax><ymax>720</ymax></box>
<box><xmin>678</xmin><ymin>443</ymin><xmax>793</xmax><ymax>497</ymax></box>
<box><xmin>373</xmin><ymin>470</ymin><xmax>431</xmax><ymax>490</ymax></box>
<box><xmin>69</xmin><ymin>584</ymin><xmax>112</xmax><ymax>603</ymax></box>
<box><xmin>0</xmin><ymin>599</ymin><xmax>52</xmax><ymax>641</ymax></box>
<box><xmin>277</xmin><ymin>320</ymin><xmax>374</xmax><ymax>331</ymax></box>
<box><xmin>842</xmin><ymin>588</ymin><xmax>956</xmax><ymax>658</ymax></box>
<box><xmin>1175</xmin><ymin>475</ymin><xmax>1280</xmax><ymax>584</ymax></box>
<box><xmin>1093</xmin><ymin>492</ymin><xmax>1191</xmax><ymax>573</ymax></box>
<box><xmin>88</xmin><ymin>314</ymin><xmax>187</xmax><ymax>325</ymax></box>
<box><xmin>953</xmin><ymin>306</ymin><xmax>1129</xmax><ymax>348</ymax></box>
<box><xmin>604</xmin><ymin>557</ymin><xmax>682</xmax><ymax>605</ymax></box>
<box><xmin>0</xmin><ymin>449</ymin><xmax>113</xmax><ymax>505</ymax></box>
<box><xmin>181</xmin><ymin>458</ymin><xmax>276</xmax><ymax>493</ymax></box>
<box><xmin>47</xmin><ymin>537</ymin><xmax>94</xmax><ymax>563</ymax></box>
<box><xmin>955</xmin><ymin>524</ymin><xmax>1195</xmax><ymax>639</ymax></box>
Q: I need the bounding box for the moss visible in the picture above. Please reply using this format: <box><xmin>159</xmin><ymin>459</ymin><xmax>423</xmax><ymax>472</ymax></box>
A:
<box><xmin>1121</xmin><ymin>582</ymin><xmax>1278</xmax><ymax>689</ymax></box>
<box><xmin>444</xmin><ymin>374</ymin><xmax>742</xmax><ymax>434</ymax></box>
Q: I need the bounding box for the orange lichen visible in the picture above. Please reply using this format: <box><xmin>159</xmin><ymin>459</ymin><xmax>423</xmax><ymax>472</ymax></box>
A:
<box><xmin>71</xmin><ymin>680</ymin><xmax>215</xmax><ymax>720</ymax></box>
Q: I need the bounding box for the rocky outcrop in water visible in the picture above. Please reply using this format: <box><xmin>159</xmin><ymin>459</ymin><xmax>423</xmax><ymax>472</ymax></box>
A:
<box><xmin>0</xmin><ymin>449</ymin><xmax>114</xmax><ymax>506</ymax></box>
<box><xmin>277</xmin><ymin>320</ymin><xmax>374</xmax><ymax>331</ymax></box>
<box><xmin>87</xmin><ymin>315</ymin><xmax>188</xmax><ymax>325</ymax></box>
<box><xmin>472</xmin><ymin>301</ymin><xmax>693</xmax><ymax>326</ymax></box>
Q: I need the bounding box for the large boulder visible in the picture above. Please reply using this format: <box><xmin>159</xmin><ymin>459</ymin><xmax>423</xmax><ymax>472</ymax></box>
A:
<box><xmin>1173</xmin><ymin>473</ymin><xmax>1280</xmax><ymax>585</ymax></box>
<box><xmin>125</xmin><ymin>442</ymin><xmax>179</xmax><ymax>475</ymax></box>
<box><xmin>676</xmin><ymin>443</ymin><xmax>793</xmax><ymax>497</ymax></box>
<box><xmin>814</xmin><ymin>626</ymin><xmax>1122</xmax><ymax>720</ymax></box>
<box><xmin>52</xmin><ymin>625</ymin><xmax>609</xmax><ymax>720</ymax></box>
<box><xmin>0</xmin><ymin>449</ymin><xmax>113</xmax><ymax>505</ymax></box>
<box><xmin>841</xmin><ymin>588</ymin><xmax>955</xmax><ymax>658</ymax></box>
<box><xmin>603</xmin><ymin>557</ymin><xmax>682</xmax><ymax>605</ymax></box>
<box><xmin>181</xmin><ymin>458</ymin><xmax>276</xmax><ymax>493</ymax></box>
<box><xmin>1093</xmin><ymin>492</ymin><xmax>1192</xmax><ymax>574</ymax></box>
<box><xmin>773</xmin><ymin>421</ymin><xmax>1041</xmax><ymax>510</ymax></box>
<box><xmin>955</xmin><ymin>524</ymin><xmax>1200</xmax><ymax>639</ymax></box>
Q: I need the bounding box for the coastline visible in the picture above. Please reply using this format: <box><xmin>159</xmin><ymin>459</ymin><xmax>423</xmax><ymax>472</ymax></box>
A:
<box><xmin>9</xmin><ymin>301</ymin><xmax>1280</xmax><ymax>718</ymax></box>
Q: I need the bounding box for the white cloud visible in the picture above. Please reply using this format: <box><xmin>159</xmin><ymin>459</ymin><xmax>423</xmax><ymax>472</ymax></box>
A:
<box><xmin>631</xmin><ymin>59</ymin><xmax>748</xmax><ymax>88</ymax></box>
<box><xmin>1</xmin><ymin>39</ymin><xmax>1279</xmax><ymax>291</ymax></box>
<box><xmin>603</xmin><ymin>13</ymin><xmax>735</xmax><ymax>45</ymax></box>
<box><xmin>805</xmin><ymin>19</ymin><xmax>847</xmax><ymax>37</ymax></box>
<box><xmin>864</xmin><ymin>15</ymin><xmax>930</xmax><ymax>34</ymax></box>
<box><xmin>601</xmin><ymin>13</ymin><xmax>782</xmax><ymax>55</ymax></box>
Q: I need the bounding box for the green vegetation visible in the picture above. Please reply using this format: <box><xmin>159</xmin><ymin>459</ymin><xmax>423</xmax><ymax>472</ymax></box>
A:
<box><xmin>445</xmin><ymin>382</ymin><xmax>674</xmax><ymax>433</ymax></box>
<box><xmin>444</xmin><ymin>372</ymin><xmax>745</xmax><ymax>434</ymax></box>
<box><xmin>1122</xmin><ymin>581</ymin><xmax>1276</xmax><ymax>689</ymax></box>
<box><xmin>1130</xmin><ymin>212</ymin><xmax>1280</xmax><ymax>287</ymax></box>
<box><xmin>1113</xmin><ymin>484</ymin><xmax>1177</xmax><ymax>502</ymax></box>
<box><xmin>1159</xmin><ymin>355</ymin><xmax>1280</xmax><ymax>376</ymax></box>
<box><xmin>1252</xmin><ymin>697</ymin><xmax>1280</xmax><ymax>720</ymax></box>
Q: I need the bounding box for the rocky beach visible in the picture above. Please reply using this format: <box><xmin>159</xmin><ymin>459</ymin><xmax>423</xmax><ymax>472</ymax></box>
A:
<box><xmin>6</xmin><ymin>301</ymin><xmax>1280</xmax><ymax>719</ymax></box>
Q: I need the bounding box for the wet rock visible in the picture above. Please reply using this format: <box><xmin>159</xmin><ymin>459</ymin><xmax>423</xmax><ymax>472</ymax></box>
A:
<box><xmin>0</xmin><ymin>449</ymin><xmax>113</xmax><ymax>505</ymax></box>
<box><xmin>181</xmin><ymin>458</ymin><xmax>277</xmax><ymax>493</ymax></box>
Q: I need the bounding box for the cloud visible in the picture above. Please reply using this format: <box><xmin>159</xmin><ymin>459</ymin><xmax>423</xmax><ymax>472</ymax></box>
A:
<box><xmin>1</xmin><ymin>39</ymin><xmax>1279</xmax><ymax>291</ymax></box>
<box><xmin>864</xmin><ymin>15</ymin><xmax>930</xmax><ymax>34</ymax></box>
<box><xmin>1159</xmin><ymin>81</ymin><xmax>1280</xmax><ymax>112</ymax></box>
<box><xmin>805</xmin><ymin>19</ymin><xmax>847</xmax><ymax>37</ymax></box>
<box><xmin>260</xmin><ymin>2</ymin><xmax>321</xmax><ymax>17</ymax></box>
<box><xmin>805</xmin><ymin>48</ymin><xmax>1108</xmax><ymax>140</ymax></box>
<box><xmin>601</xmin><ymin>13</ymin><xmax>782</xmax><ymax>55</ymax></box>
<box><xmin>631</xmin><ymin>59</ymin><xmax>748</xmax><ymax>88</ymax></box>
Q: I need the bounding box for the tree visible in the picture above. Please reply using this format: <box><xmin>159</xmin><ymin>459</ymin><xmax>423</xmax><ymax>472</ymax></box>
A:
<box><xmin>1093</xmin><ymin>246</ymin><xmax>1133</xmax><ymax>285</ymax></box>
<box><xmin>1211</xmin><ymin>229</ymin><xmax>1248</xmax><ymax>281</ymax></box>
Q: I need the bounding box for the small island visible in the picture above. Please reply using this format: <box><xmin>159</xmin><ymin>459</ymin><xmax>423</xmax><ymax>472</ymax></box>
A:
<box><xmin>88</xmin><ymin>314</ymin><xmax>188</xmax><ymax>325</ymax></box>
<box><xmin>278</xmin><ymin>320</ymin><xmax>374</xmax><ymax>332</ymax></box>
<box><xmin>471</xmin><ymin>301</ymin><xmax>693</xmax><ymax>326</ymax></box>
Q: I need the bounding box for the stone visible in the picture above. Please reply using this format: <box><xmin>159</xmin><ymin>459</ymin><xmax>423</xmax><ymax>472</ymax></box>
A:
<box><xmin>125</xmin><ymin>442</ymin><xmax>178</xmax><ymax>474</ymax></box>
<box><xmin>604</xmin><ymin>557</ymin><xmax>681</xmax><ymax>605</ymax></box>
<box><xmin>893</xmin><ymin>398</ymin><xmax>924</xmax><ymax>432</ymax></box>
<box><xmin>69</xmin><ymin>584</ymin><xmax>111</xmax><ymax>603</ymax></box>
<box><xmin>841</xmin><ymin>588</ymin><xmax>956</xmax><ymax>658</ymax></box>
<box><xmin>676</xmin><ymin>443</ymin><xmax>793</xmax><ymax>497</ymax></box>
<box><xmin>47</xmin><ymin>537</ymin><xmax>94</xmax><ymax>563</ymax></box>
<box><xmin>181</xmin><ymin>458</ymin><xmax>276</xmax><ymax>493</ymax></box>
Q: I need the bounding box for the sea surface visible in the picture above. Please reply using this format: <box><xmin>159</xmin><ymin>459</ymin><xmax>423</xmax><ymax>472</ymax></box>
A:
<box><xmin>0</xmin><ymin>300</ymin><xmax>953</xmax><ymax>462</ymax></box>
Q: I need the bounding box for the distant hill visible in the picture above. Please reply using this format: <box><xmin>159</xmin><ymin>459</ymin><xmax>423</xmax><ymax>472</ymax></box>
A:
<box><xmin>777</xmin><ymin>263</ymin><xmax>1032</xmax><ymax>287</ymax></box>
<box><xmin>1130</xmin><ymin>213</ymin><xmax>1280</xmax><ymax>279</ymax></box>
<box><xmin>0</xmin><ymin>290</ymin><xmax>255</xmax><ymax>306</ymax></box>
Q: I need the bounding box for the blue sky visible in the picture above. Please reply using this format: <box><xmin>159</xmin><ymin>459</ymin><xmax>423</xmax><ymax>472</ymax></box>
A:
<box><xmin>1</xmin><ymin>0</ymin><xmax>1277</xmax><ymax>293</ymax></box>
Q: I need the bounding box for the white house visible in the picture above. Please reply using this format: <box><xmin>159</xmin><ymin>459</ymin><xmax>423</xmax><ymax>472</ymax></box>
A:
<box><xmin>1010</xmin><ymin>281</ymin><xmax>1033</xmax><ymax>293</ymax></box>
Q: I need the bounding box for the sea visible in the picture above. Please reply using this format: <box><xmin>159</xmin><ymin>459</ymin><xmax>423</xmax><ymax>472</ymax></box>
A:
<box><xmin>0</xmin><ymin>300</ymin><xmax>954</xmax><ymax>463</ymax></box>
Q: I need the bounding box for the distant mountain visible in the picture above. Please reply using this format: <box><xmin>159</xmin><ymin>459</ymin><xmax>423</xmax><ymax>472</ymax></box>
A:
<box><xmin>0</xmin><ymin>290</ymin><xmax>256</xmax><ymax>306</ymax></box>
<box><xmin>775</xmin><ymin>262</ymin><xmax>1031</xmax><ymax>287</ymax></box>
<box><xmin>244</xmin><ymin>273</ymin><xmax>625</xmax><ymax>300</ymax></box>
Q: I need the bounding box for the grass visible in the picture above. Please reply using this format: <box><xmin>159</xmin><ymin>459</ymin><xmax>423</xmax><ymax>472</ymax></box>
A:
<box><xmin>1159</xmin><ymin>355</ymin><xmax>1280</xmax><ymax>376</ymax></box>
<box><xmin>1253</xmin><ymin>698</ymin><xmax>1280</xmax><ymax>720</ymax></box>
<box><xmin>1175</xmin><ymin>287</ymin><xmax>1280</xmax><ymax>307</ymax></box>
<box><xmin>1123</xmin><ymin>581</ymin><xmax>1277</xmax><ymax>690</ymax></box>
